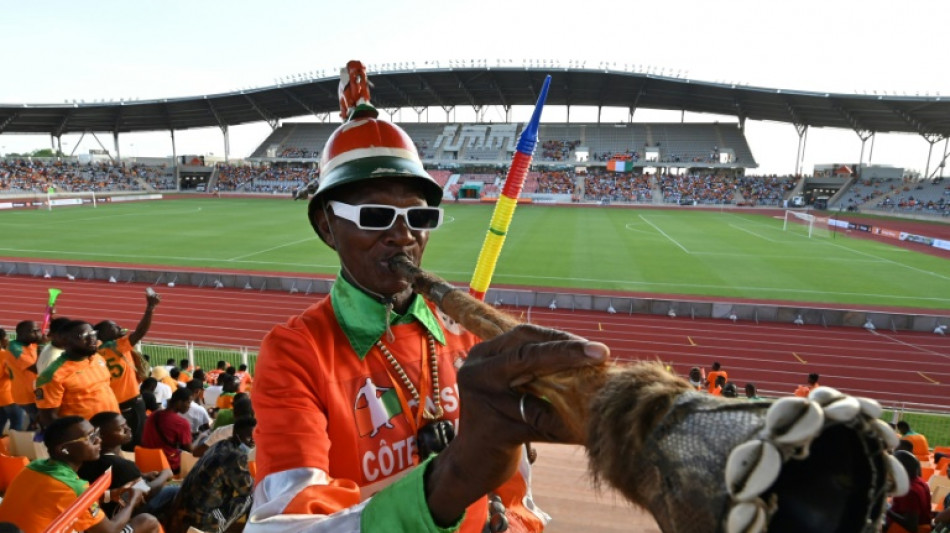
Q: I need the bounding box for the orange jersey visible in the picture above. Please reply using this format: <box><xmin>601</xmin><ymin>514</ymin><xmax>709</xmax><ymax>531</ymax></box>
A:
<box><xmin>4</xmin><ymin>341</ymin><xmax>38</xmax><ymax>404</ymax></box>
<box><xmin>98</xmin><ymin>335</ymin><xmax>141</xmax><ymax>403</ymax></box>
<box><xmin>35</xmin><ymin>354</ymin><xmax>120</xmax><ymax>419</ymax></box>
<box><xmin>216</xmin><ymin>392</ymin><xmax>235</xmax><ymax>409</ymax></box>
<box><xmin>707</xmin><ymin>370</ymin><xmax>728</xmax><ymax>393</ymax></box>
<box><xmin>205</xmin><ymin>369</ymin><xmax>224</xmax><ymax>385</ymax></box>
<box><xmin>0</xmin><ymin>362</ymin><xmax>14</xmax><ymax>406</ymax></box>
<box><xmin>251</xmin><ymin>297</ymin><xmax>545</xmax><ymax>533</ymax></box>
<box><xmin>236</xmin><ymin>370</ymin><xmax>252</xmax><ymax>392</ymax></box>
<box><xmin>0</xmin><ymin>460</ymin><xmax>104</xmax><ymax>533</ymax></box>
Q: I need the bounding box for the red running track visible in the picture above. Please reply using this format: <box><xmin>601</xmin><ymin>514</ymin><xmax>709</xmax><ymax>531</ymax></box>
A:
<box><xmin>1</xmin><ymin>275</ymin><xmax>948</xmax><ymax>410</ymax></box>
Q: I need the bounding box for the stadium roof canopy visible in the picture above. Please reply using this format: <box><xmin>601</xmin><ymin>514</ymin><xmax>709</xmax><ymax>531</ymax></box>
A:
<box><xmin>2</xmin><ymin>67</ymin><xmax>948</xmax><ymax>138</ymax></box>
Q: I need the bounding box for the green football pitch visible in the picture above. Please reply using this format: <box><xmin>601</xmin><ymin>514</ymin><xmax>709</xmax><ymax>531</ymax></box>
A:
<box><xmin>1</xmin><ymin>197</ymin><xmax>948</xmax><ymax>310</ymax></box>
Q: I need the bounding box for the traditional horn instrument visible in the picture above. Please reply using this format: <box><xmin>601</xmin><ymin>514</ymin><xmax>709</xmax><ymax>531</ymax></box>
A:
<box><xmin>42</xmin><ymin>287</ymin><xmax>62</xmax><ymax>332</ymax></box>
<box><xmin>390</xmin><ymin>257</ymin><xmax>904</xmax><ymax>533</ymax></box>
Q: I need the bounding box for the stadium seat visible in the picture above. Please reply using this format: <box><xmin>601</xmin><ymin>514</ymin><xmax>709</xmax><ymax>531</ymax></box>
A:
<box><xmin>248</xmin><ymin>459</ymin><xmax>257</xmax><ymax>480</ymax></box>
<box><xmin>921</xmin><ymin>465</ymin><xmax>935</xmax><ymax>482</ymax></box>
<box><xmin>179</xmin><ymin>451</ymin><xmax>197</xmax><ymax>478</ymax></box>
<box><xmin>0</xmin><ymin>454</ymin><xmax>29</xmax><ymax>494</ymax></box>
<box><xmin>931</xmin><ymin>474</ymin><xmax>950</xmax><ymax>512</ymax></box>
<box><xmin>936</xmin><ymin>457</ymin><xmax>950</xmax><ymax>476</ymax></box>
<box><xmin>0</xmin><ymin>436</ymin><xmax>10</xmax><ymax>456</ymax></box>
<box><xmin>134</xmin><ymin>446</ymin><xmax>171</xmax><ymax>473</ymax></box>
<box><xmin>9</xmin><ymin>430</ymin><xmax>48</xmax><ymax>460</ymax></box>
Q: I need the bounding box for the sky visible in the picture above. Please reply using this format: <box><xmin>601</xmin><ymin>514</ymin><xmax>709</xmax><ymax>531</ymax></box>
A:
<box><xmin>1</xmin><ymin>0</ymin><xmax>949</xmax><ymax>176</ymax></box>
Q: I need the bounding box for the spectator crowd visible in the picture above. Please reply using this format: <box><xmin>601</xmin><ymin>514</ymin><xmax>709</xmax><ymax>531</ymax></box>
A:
<box><xmin>0</xmin><ymin>159</ymin><xmax>175</xmax><ymax>194</ymax></box>
<box><xmin>0</xmin><ymin>290</ymin><xmax>257</xmax><ymax>532</ymax></box>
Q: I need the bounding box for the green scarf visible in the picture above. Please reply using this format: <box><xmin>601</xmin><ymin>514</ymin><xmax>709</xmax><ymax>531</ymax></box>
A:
<box><xmin>27</xmin><ymin>458</ymin><xmax>88</xmax><ymax>496</ymax></box>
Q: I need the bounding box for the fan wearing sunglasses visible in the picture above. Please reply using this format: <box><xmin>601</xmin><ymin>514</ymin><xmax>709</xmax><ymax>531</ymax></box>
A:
<box><xmin>249</xmin><ymin>96</ymin><xmax>603</xmax><ymax>533</ymax></box>
<box><xmin>0</xmin><ymin>415</ymin><xmax>160</xmax><ymax>533</ymax></box>
<box><xmin>36</xmin><ymin>321</ymin><xmax>120</xmax><ymax>429</ymax></box>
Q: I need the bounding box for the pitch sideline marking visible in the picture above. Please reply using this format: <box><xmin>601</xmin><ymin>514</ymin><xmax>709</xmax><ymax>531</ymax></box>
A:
<box><xmin>638</xmin><ymin>215</ymin><xmax>691</xmax><ymax>254</ymax></box>
<box><xmin>226</xmin><ymin>236</ymin><xmax>318</xmax><ymax>261</ymax></box>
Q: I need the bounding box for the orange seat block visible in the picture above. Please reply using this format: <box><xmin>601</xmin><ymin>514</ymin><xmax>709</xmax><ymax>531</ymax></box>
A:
<box><xmin>134</xmin><ymin>446</ymin><xmax>171</xmax><ymax>473</ymax></box>
<box><xmin>0</xmin><ymin>454</ymin><xmax>29</xmax><ymax>493</ymax></box>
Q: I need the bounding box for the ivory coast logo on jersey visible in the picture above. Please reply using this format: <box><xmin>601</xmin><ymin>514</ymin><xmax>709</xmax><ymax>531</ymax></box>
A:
<box><xmin>354</xmin><ymin>377</ymin><xmax>403</xmax><ymax>438</ymax></box>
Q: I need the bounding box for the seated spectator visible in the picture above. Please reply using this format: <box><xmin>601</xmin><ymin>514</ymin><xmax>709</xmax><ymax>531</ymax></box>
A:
<box><xmin>215</xmin><ymin>374</ymin><xmax>239</xmax><ymax>410</ymax></box>
<box><xmin>205</xmin><ymin>360</ymin><xmax>227</xmax><ymax>386</ymax></box>
<box><xmin>744</xmin><ymin>383</ymin><xmax>762</xmax><ymax>400</ymax></box>
<box><xmin>897</xmin><ymin>420</ymin><xmax>931</xmax><ymax>463</ymax></box>
<box><xmin>687</xmin><ymin>367</ymin><xmax>704</xmax><ymax>391</ymax></box>
<box><xmin>709</xmin><ymin>375</ymin><xmax>726</xmax><ymax>396</ymax></box>
<box><xmin>150</xmin><ymin>367</ymin><xmax>177</xmax><ymax>398</ymax></box>
<box><xmin>721</xmin><ymin>382</ymin><xmax>738</xmax><ymax>398</ymax></box>
<box><xmin>212</xmin><ymin>393</ymin><xmax>250</xmax><ymax>432</ymax></box>
<box><xmin>169</xmin><ymin>368</ymin><xmax>187</xmax><ymax>389</ymax></box>
<box><xmin>139</xmin><ymin>378</ymin><xmax>160</xmax><ymax>413</ymax></box>
<box><xmin>0</xmin><ymin>415</ymin><xmax>160</xmax><ymax>533</ymax></box>
<box><xmin>884</xmin><ymin>450</ymin><xmax>931</xmax><ymax>533</ymax></box>
<box><xmin>183</xmin><ymin>380</ymin><xmax>212</xmax><ymax>440</ymax></box>
<box><xmin>794</xmin><ymin>372</ymin><xmax>820</xmax><ymax>397</ymax></box>
<box><xmin>706</xmin><ymin>362</ymin><xmax>727</xmax><ymax>394</ymax></box>
<box><xmin>79</xmin><ymin>412</ymin><xmax>177</xmax><ymax>518</ymax></box>
<box><xmin>141</xmin><ymin>388</ymin><xmax>193</xmax><ymax>474</ymax></box>
<box><xmin>235</xmin><ymin>364</ymin><xmax>253</xmax><ymax>393</ymax></box>
<box><xmin>165</xmin><ymin>417</ymin><xmax>256</xmax><ymax>533</ymax></box>
<box><xmin>178</xmin><ymin>359</ymin><xmax>193</xmax><ymax>382</ymax></box>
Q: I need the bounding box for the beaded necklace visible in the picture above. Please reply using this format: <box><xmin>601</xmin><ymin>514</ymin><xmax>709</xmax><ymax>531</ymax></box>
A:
<box><xmin>375</xmin><ymin>332</ymin><xmax>443</xmax><ymax>420</ymax></box>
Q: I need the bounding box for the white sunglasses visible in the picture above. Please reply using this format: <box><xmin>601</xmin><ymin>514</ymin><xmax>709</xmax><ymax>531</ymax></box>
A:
<box><xmin>328</xmin><ymin>201</ymin><xmax>444</xmax><ymax>231</ymax></box>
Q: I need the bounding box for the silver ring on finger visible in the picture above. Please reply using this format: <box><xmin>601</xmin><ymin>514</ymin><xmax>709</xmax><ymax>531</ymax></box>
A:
<box><xmin>519</xmin><ymin>394</ymin><xmax>528</xmax><ymax>424</ymax></box>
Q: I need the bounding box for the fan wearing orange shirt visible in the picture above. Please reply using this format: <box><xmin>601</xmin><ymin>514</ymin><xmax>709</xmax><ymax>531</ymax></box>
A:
<box><xmin>36</xmin><ymin>321</ymin><xmax>120</xmax><ymax>427</ymax></box>
<box><xmin>0</xmin><ymin>415</ymin><xmax>160</xmax><ymax>533</ymax></box>
<box><xmin>95</xmin><ymin>289</ymin><xmax>161</xmax><ymax>449</ymax></box>
<box><xmin>706</xmin><ymin>361</ymin><xmax>728</xmax><ymax>394</ymax></box>
<box><xmin>794</xmin><ymin>372</ymin><xmax>820</xmax><ymax>398</ymax></box>
<box><xmin>0</xmin><ymin>328</ymin><xmax>26</xmax><ymax>432</ymax></box>
<box><xmin>3</xmin><ymin>320</ymin><xmax>45</xmax><ymax>429</ymax></box>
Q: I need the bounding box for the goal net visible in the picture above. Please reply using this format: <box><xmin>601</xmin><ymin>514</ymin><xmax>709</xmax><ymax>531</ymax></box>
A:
<box><xmin>783</xmin><ymin>210</ymin><xmax>831</xmax><ymax>238</ymax></box>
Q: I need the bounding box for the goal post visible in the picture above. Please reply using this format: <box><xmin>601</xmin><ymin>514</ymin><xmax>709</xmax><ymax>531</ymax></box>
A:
<box><xmin>783</xmin><ymin>210</ymin><xmax>831</xmax><ymax>238</ymax></box>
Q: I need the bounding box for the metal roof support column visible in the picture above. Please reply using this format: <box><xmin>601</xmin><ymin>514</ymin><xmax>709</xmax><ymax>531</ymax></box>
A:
<box><xmin>793</xmin><ymin>123</ymin><xmax>808</xmax><ymax>176</ymax></box>
<box><xmin>56</xmin><ymin>136</ymin><xmax>63</xmax><ymax>161</ymax></box>
<box><xmin>504</xmin><ymin>105</ymin><xmax>511</xmax><ymax>122</ymax></box>
<box><xmin>91</xmin><ymin>132</ymin><xmax>114</xmax><ymax>161</ymax></box>
<box><xmin>597</xmin><ymin>106</ymin><xmax>602</xmax><ymax>124</ymax></box>
<box><xmin>70</xmin><ymin>132</ymin><xmax>85</xmax><ymax>157</ymax></box>
<box><xmin>628</xmin><ymin>107</ymin><xmax>635</xmax><ymax>123</ymax></box>
<box><xmin>222</xmin><ymin>125</ymin><xmax>230</xmax><ymax>164</ymax></box>
<box><xmin>868</xmin><ymin>133</ymin><xmax>876</xmax><ymax>164</ymax></box>
<box><xmin>921</xmin><ymin>134</ymin><xmax>942</xmax><ymax>179</ymax></box>
<box><xmin>170</xmin><ymin>129</ymin><xmax>179</xmax><ymax>185</ymax></box>
<box><xmin>50</xmin><ymin>134</ymin><xmax>56</xmax><ymax>157</ymax></box>
<box><xmin>940</xmin><ymin>138</ymin><xmax>949</xmax><ymax>179</ymax></box>
<box><xmin>855</xmin><ymin>130</ymin><xmax>873</xmax><ymax>166</ymax></box>
<box><xmin>113</xmin><ymin>131</ymin><xmax>121</xmax><ymax>162</ymax></box>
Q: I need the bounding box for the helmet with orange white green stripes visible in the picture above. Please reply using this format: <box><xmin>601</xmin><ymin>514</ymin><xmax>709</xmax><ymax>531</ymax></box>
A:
<box><xmin>308</xmin><ymin>108</ymin><xmax>443</xmax><ymax>215</ymax></box>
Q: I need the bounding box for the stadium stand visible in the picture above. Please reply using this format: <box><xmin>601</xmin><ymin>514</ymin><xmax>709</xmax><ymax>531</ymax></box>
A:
<box><xmin>0</xmin><ymin>159</ymin><xmax>174</xmax><ymax>193</ymax></box>
<box><xmin>659</xmin><ymin>173</ymin><xmax>738</xmax><ymax>205</ymax></box>
<box><xmin>736</xmin><ymin>175</ymin><xmax>797</xmax><ymax>206</ymax></box>
<box><xmin>877</xmin><ymin>177</ymin><xmax>950</xmax><ymax>216</ymax></box>
<box><xmin>832</xmin><ymin>177</ymin><xmax>904</xmax><ymax>211</ymax></box>
<box><xmin>215</xmin><ymin>164</ymin><xmax>316</xmax><ymax>193</ymax></box>
<box><xmin>247</xmin><ymin>121</ymin><xmax>757</xmax><ymax>170</ymax></box>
